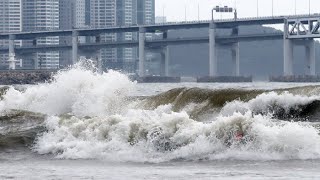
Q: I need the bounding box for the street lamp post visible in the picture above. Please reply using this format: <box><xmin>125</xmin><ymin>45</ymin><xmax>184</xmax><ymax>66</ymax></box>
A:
<box><xmin>272</xmin><ymin>0</ymin><xmax>274</xmax><ymax>16</ymax></box>
<box><xmin>257</xmin><ymin>0</ymin><xmax>259</xmax><ymax>17</ymax></box>
<box><xmin>295</xmin><ymin>0</ymin><xmax>297</xmax><ymax>15</ymax></box>
<box><xmin>309</xmin><ymin>0</ymin><xmax>311</xmax><ymax>15</ymax></box>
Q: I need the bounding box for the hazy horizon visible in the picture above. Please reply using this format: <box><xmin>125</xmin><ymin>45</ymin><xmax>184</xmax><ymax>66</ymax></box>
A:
<box><xmin>156</xmin><ymin>0</ymin><xmax>320</xmax><ymax>21</ymax></box>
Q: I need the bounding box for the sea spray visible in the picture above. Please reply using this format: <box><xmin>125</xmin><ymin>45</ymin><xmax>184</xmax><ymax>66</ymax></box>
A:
<box><xmin>0</xmin><ymin>61</ymin><xmax>135</xmax><ymax>117</ymax></box>
<box><xmin>0</xmin><ymin>62</ymin><xmax>320</xmax><ymax>162</ymax></box>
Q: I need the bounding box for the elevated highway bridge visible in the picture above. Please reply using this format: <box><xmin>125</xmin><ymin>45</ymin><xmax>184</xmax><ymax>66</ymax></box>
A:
<box><xmin>1</xmin><ymin>13</ymin><xmax>320</xmax><ymax>78</ymax></box>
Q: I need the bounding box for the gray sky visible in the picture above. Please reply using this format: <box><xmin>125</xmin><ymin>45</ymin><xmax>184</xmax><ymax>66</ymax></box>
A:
<box><xmin>155</xmin><ymin>0</ymin><xmax>320</xmax><ymax>22</ymax></box>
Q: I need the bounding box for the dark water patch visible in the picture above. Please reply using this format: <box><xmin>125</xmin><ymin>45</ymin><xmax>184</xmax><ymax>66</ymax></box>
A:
<box><xmin>0</xmin><ymin>110</ymin><xmax>46</xmax><ymax>147</ymax></box>
<box><xmin>0</xmin><ymin>86</ymin><xmax>9</xmax><ymax>100</ymax></box>
<box><xmin>269</xmin><ymin>100</ymin><xmax>320</xmax><ymax>122</ymax></box>
<box><xmin>141</xmin><ymin>88</ymin><xmax>264</xmax><ymax>119</ymax></box>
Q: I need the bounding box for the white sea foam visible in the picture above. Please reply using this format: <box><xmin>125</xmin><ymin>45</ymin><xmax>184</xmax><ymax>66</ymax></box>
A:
<box><xmin>221</xmin><ymin>91</ymin><xmax>319</xmax><ymax>116</ymax></box>
<box><xmin>0</xmin><ymin>61</ymin><xmax>135</xmax><ymax>117</ymax></box>
<box><xmin>1</xmin><ymin>61</ymin><xmax>320</xmax><ymax>162</ymax></box>
<box><xmin>33</xmin><ymin>110</ymin><xmax>320</xmax><ymax>162</ymax></box>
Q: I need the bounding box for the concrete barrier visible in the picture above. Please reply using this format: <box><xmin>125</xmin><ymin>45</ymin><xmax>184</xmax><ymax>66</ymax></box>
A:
<box><xmin>136</xmin><ymin>76</ymin><xmax>181</xmax><ymax>83</ymax></box>
<box><xmin>270</xmin><ymin>75</ymin><xmax>320</xmax><ymax>82</ymax></box>
<box><xmin>197</xmin><ymin>76</ymin><xmax>252</xmax><ymax>83</ymax></box>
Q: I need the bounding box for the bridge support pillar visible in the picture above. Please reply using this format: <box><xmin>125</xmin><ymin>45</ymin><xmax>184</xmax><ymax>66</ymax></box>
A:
<box><xmin>284</xmin><ymin>39</ymin><xmax>294</xmax><ymax>76</ymax></box>
<box><xmin>209</xmin><ymin>22</ymin><xmax>217</xmax><ymax>77</ymax></box>
<box><xmin>232</xmin><ymin>42</ymin><xmax>240</xmax><ymax>76</ymax></box>
<box><xmin>160</xmin><ymin>51</ymin><xmax>165</xmax><ymax>76</ymax></box>
<box><xmin>139</xmin><ymin>27</ymin><xmax>146</xmax><ymax>77</ymax></box>
<box><xmin>72</xmin><ymin>31</ymin><xmax>79</xmax><ymax>65</ymax></box>
<box><xmin>165</xmin><ymin>46</ymin><xmax>170</xmax><ymax>76</ymax></box>
<box><xmin>305</xmin><ymin>40</ymin><xmax>316</xmax><ymax>76</ymax></box>
<box><xmin>8</xmin><ymin>34</ymin><xmax>16</xmax><ymax>70</ymax></box>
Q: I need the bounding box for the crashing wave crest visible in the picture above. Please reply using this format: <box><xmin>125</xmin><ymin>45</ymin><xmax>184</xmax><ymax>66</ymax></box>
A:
<box><xmin>1</xmin><ymin>60</ymin><xmax>320</xmax><ymax>162</ymax></box>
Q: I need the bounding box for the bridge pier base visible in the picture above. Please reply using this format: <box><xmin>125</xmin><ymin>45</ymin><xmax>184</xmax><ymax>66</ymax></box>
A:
<box><xmin>139</xmin><ymin>27</ymin><xmax>146</xmax><ymax>77</ymax></box>
<box><xmin>209</xmin><ymin>23</ymin><xmax>217</xmax><ymax>76</ymax></box>
<box><xmin>305</xmin><ymin>40</ymin><xmax>316</xmax><ymax>76</ymax></box>
<box><xmin>232</xmin><ymin>42</ymin><xmax>240</xmax><ymax>76</ymax></box>
<box><xmin>72</xmin><ymin>31</ymin><xmax>79</xmax><ymax>65</ymax></box>
<box><xmin>284</xmin><ymin>39</ymin><xmax>294</xmax><ymax>76</ymax></box>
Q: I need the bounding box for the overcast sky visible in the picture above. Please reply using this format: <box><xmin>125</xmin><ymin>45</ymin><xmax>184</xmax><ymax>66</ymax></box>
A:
<box><xmin>155</xmin><ymin>0</ymin><xmax>320</xmax><ymax>22</ymax></box>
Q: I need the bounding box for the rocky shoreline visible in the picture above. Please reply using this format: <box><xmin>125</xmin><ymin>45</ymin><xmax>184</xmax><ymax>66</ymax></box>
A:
<box><xmin>0</xmin><ymin>70</ymin><xmax>56</xmax><ymax>85</ymax></box>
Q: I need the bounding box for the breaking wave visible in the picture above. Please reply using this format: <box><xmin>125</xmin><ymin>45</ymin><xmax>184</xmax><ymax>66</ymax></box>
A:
<box><xmin>1</xmin><ymin>60</ymin><xmax>320</xmax><ymax>162</ymax></box>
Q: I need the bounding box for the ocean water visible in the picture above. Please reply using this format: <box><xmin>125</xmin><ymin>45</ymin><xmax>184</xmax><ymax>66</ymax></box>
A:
<box><xmin>1</xmin><ymin>62</ymin><xmax>320</xmax><ymax>179</ymax></box>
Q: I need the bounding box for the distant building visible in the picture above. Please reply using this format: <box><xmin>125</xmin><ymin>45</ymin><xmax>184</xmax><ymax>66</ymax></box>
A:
<box><xmin>22</xmin><ymin>0</ymin><xmax>60</xmax><ymax>69</ymax></box>
<box><xmin>59</xmin><ymin>0</ymin><xmax>91</xmax><ymax>67</ymax></box>
<box><xmin>89</xmin><ymin>0</ymin><xmax>155</xmax><ymax>73</ymax></box>
<box><xmin>0</xmin><ymin>0</ymin><xmax>22</xmax><ymax>69</ymax></box>
<box><xmin>0</xmin><ymin>0</ymin><xmax>155</xmax><ymax>71</ymax></box>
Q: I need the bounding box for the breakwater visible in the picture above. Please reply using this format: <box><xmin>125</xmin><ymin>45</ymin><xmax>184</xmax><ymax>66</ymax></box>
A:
<box><xmin>0</xmin><ymin>70</ymin><xmax>56</xmax><ymax>85</ymax></box>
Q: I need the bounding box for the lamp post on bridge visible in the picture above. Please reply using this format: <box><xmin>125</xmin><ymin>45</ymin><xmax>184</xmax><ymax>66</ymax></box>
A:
<box><xmin>257</xmin><ymin>0</ymin><xmax>259</xmax><ymax>17</ymax></box>
<box><xmin>211</xmin><ymin>6</ymin><xmax>234</xmax><ymax>21</ymax></box>
<box><xmin>295</xmin><ymin>0</ymin><xmax>297</xmax><ymax>15</ymax></box>
<box><xmin>309</xmin><ymin>0</ymin><xmax>311</xmax><ymax>15</ymax></box>
<box><xmin>272</xmin><ymin>0</ymin><xmax>274</xmax><ymax>17</ymax></box>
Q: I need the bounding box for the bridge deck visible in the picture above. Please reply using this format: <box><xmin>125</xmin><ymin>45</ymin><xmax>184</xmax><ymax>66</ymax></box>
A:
<box><xmin>0</xmin><ymin>33</ymin><xmax>283</xmax><ymax>53</ymax></box>
<box><xmin>0</xmin><ymin>14</ymin><xmax>318</xmax><ymax>40</ymax></box>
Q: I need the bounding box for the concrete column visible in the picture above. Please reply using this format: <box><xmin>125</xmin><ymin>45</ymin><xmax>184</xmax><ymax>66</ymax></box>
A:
<box><xmin>139</xmin><ymin>27</ymin><xmax>146</xmax><ymax>77</ymax></box>
<box><xmin>72</xmin><ymin>31</ymin><xmax>79</xmax><ymax>65</ymax></box>
<box><xmin>232</xmin><ymin>42</ymin><xmax>240</xmax><ymax>76</ymax></box>
<box><xmin>8</xmin><ymin>35</ymin><xmax>16</xmax><ymax>70</ymax></box>
<box><xmin>305</xmin><ymin>40</ymin><xmax>316</xmax><ymax>76</ymax></box>
<box><xmin>209</xmin><ymin>22</ymin><xmax>217</xmax><ymax>76</ymax></box>
<box><xmin>165</xmin><ymin>46</ymin><xmax>170</xmax><ymax>76</ymax></box>
<box><xmin>97</xmin><ymin>56</ymin><xmax>103</xmax><ymax>74</ymax></box>
<box><xmin>160</xmin><ymin>52</ymin><xmax>165</xmax><ymax>76</ymax></box>
<box><xmin>284</xmin><ymin>39</ymin><xmax>294</xmax><ymax>76</ymax></box>
<box><xmin>8</xmin><ymin>34</ymin><xmax>15</xmax><ymax>55</ymax></box>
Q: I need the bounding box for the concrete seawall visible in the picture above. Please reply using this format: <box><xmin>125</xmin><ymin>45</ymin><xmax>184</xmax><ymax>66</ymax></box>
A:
<box><xmin>0</xmin><ymin>70</ymin><xmax>56</xmax><ymax>85</ymax></box>
<box><xmin>197</xmin><ymin>76</ymin><xmax>253</xmax><ymax>83</ymax></box>
<box><xmin>270</xmin><ymin>75</ymin><xmax>320</xmax><ymax>82</ymax></box>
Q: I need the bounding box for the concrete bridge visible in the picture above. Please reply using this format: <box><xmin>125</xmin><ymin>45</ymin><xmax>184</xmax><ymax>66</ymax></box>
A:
<box><xmin>1</xmin><ymin>14</ymin><xmax>320</xmax><ymax>80</ymax></box>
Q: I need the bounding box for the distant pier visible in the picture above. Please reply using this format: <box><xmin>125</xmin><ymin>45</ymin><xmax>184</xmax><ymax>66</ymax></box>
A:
<box><xmin>137</xmin><ymin>76</ymin><xmax>181</xmax><ymax>83</ymax></box>
<box><xmin>270</xmin><ymin>76</ymin><xmax>320</xmax><ymax>82</ymax></box>
<box><xmin>197</xmin><ymin>76</ymin><xmax>252</xmax><ymax>83</ymax></box>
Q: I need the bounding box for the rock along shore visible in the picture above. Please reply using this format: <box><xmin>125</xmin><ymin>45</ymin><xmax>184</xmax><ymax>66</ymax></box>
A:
<box><xmin>0</xmin><ymin>70</ymin><xmax>57</xmax><ymax>85</ymax></box>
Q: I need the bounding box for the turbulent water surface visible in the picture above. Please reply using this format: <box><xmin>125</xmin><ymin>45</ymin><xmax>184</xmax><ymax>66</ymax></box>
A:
<box><xmin>2</xmin><ymin>63</ymin><xmax>320</xmax><ymax>179</ymax></box>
